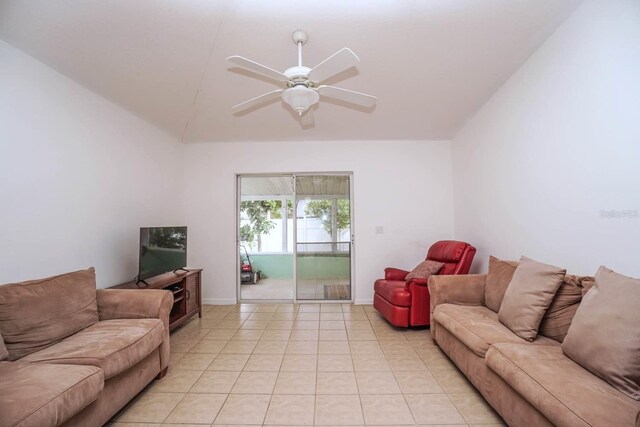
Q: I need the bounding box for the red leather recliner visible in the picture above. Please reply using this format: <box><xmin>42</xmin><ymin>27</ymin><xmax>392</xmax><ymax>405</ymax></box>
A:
<box><xmin>373</xmin><ymin>240</ymin><xmax>476</xmax><ymax>327</ymax></box>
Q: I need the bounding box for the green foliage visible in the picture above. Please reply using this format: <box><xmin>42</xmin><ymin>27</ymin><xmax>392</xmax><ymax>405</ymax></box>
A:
<box><xmin>239</xmin><ymin>224</ymin><xmax>255</xmax><ymax>247</ymax></box>
<box><xmin>304</xmin><ymin>199</ymin><xmax>350</xmax><ymax>236</ymax></box>
<box><xmin>240</xmin><ymin>200</ymin><xmax>291</xmax><ymax>251</ymax></box>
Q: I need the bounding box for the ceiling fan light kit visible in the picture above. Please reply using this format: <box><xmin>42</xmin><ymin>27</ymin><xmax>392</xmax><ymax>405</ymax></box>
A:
<box><xmin>281</xmin><ymin>85</ymin><xmax>319</xmax><ymax>116</ymax></box>
<box><xmin>227</xmin><ymin>30</ymin><xmax>376</xmax><ymax>123</ymax></box>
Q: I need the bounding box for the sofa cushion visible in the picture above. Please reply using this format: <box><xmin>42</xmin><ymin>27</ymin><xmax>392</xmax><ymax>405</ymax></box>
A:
<box><xmin>0</xmin><ymin>361</ymin><xmax>104</xmax><ymax>427</ymax></box>
<box><xmin>484</xmin><ymin>256</ymin><xmax>595</xmax><ymax>330</ymax></box>
<box><xmin>0</xmin><ymin>334</ymin><xmax>8</xmax><ymax>361</ymax></box>
<box><xmin>0</xmin><ymin>268</ymin><xmax>99</xmax><ymax>360</ymax></box>
<box><xmin>405</xmin><ymin>260</ymin><xmax>444</xmax><ymax>281</ymax></box>
<box><xmin>498</xmin><ymin>256</ymin><xmax>566</xmax><ymax>341</ymax></box>
<box><xmin>562</xmin><ymin>266</ymin><xmax>640</xmax><ymax>400</ymax></box>
<box><xmin>433</xmin><ymin>303</ymin><xmax>558</xmax><ymax>358</ymax></box>
<box><xmin>20</xmin><ymin>318</ymin><xmax>164</xmax><ymax>379</ymax></box>
<box><xmin>374</xmin><ymin>279</ymin><xmax>411</xmax><ymax>307</ymax></box>
<box><xmin>484</xmin><ymin>259</ymin><xmax>594</xmax><ymax>342</ymax></box>
<box><xmin>538</xmin><ymin>274</ymin><xmax>594</xmax><ymax>343</ymax></box>
<box><xmin>486</xmin><ymin>343</ymin><xmax>640</xmax><ymax>427</ymax></box>
<box><xmin>484</xmin><ymin>256</ymin><xmax>518</xmax><ymax>312</ymax></box>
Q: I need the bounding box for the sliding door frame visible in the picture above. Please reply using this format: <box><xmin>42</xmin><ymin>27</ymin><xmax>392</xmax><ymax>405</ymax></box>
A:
<box><xmin>236</xmin><ymin>172</ymin><xmax>355</xmax><ymax>304</ymax></box>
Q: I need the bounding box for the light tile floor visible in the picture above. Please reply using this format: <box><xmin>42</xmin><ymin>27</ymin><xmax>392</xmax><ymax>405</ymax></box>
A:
<box><xmin>110</xmin><ymin>304</ymin><xmax>505</xmax><ymax>426</ymax></box>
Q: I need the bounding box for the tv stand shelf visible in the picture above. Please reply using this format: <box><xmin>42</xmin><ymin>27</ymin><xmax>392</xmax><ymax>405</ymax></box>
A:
<box><xmin>110</xmin><ymin>269</ymin><xmax>202</xmax><ymax>331</ymax></box>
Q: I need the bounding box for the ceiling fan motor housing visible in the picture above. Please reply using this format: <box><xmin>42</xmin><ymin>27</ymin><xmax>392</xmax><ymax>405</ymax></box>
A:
<box><xmin>284</xmin><ymin>66</ymin><xmax>313</xmax><ymax>87</ymax></box>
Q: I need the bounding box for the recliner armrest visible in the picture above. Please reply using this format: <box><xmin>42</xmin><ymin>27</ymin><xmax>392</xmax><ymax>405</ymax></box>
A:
<box><xmin>385</xmin><ymin>267</ymin><xmax>409</xmax><ymax>281</ymax></box>
<box><xmin>96</xmin><ymin>289</ymin><xmax>173</xmax><ymax>334</ymax></box>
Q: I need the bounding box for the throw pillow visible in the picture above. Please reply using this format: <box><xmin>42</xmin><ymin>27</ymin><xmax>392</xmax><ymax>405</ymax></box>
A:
<box><xmin>538</xmin><ymin>275</ymin><xmax>594</xmax><ymax>342</ymax></box>
<box><xmin>562</xmin><ymin>266</ymin><xmax>640</xmax><ymax>400</ymax></box>
<box><xmin>0</xmin><ymin>268</ymin><xmax>99</xmax><ymax>360</ymax></box>
<box><xmin>485</xmin><ymin>256</ymin><xmax>519</xmax><ymax>312</ymax></box>
<box><xmin>405</xmin><ymin>260</ymin><xmax>444</xmax><ymax>281</ymax></box>
<box><xmin>498</xmin><ymin>256</ymin><xmax>566</xmax><ymax>341</ymax></box>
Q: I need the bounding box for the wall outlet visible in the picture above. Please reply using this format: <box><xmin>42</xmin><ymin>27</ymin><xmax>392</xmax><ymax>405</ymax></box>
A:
<box><xmin>375</xmin><ymin>225</ymin><xmax>384</xmax><ymax>234</ymax></box>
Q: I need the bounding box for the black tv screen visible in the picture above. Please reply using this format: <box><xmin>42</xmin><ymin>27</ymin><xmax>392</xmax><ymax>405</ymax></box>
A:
<box><xmin>138</xmin><ymin>226</ymin><xmax>187</xmax><ymax>281</ymax></box>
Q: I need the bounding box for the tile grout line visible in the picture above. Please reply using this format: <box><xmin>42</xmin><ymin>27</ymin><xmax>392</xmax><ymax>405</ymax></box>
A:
<box><xmin>313</xmin><ymin>322</ymin><xmax>320</xmax><ymax>427</ymax></box>
<box><xmin>207</xmin><ymin>304</ymin><xmax>253</xmax><ymax>425</ymax></box>
<box><xmin>352</xmin><ymin>317</ymin><xmax>367</xmax><ymax>427</ymax></box>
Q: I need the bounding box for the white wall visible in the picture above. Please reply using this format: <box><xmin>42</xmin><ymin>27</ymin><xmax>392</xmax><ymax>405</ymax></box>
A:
<box><xmin>183</xmin><ymin>140</ymin><xmax>454</xmax><ymax>304</ymax></box>
<box><xmin>452</xmin><ymin>0</ymin><xmax>640</xmax><ymax>276</ymax></box>
<box><xmin>0</xmin><ymin>40</ymin><xmax>184</xmax><ymax>287</ymax></box>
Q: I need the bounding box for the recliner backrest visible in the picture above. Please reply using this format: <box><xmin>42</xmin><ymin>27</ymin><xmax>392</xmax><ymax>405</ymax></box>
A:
<box><xmin>426</xmin><ymin>240</ymin><xmax>476</xmax><ymax>275</ymax></box>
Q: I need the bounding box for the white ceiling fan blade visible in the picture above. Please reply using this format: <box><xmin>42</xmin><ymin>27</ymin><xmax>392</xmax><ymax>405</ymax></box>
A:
<box><xmin>300</xmin><ymin>109</ymin><xmax>315</xmax><ymax>127</ymax></box>
<box><xmin>308</xmin><ymin>48</ymin><xmax>359</xmax><ymax>83</ymax></box>
<box><xmin>317</xmin><ymin>85</ymin><xmax>377</xmax><ymax>108</ymax></box>
<box><xmin>232</xmin><ymin>89</ymin><xmax>284</xmax><ymax>111</ymax></box>
<box><xmin>227</xmin><ymin>55</ymin><xmax>288</xmax><ymax>82</ymax></box>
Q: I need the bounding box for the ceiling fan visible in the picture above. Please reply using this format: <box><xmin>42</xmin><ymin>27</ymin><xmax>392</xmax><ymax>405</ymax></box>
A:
<box><xmin>227</xmin><ymin>30</ymin><xmax>376</xmax><ymax>125</ymax></box>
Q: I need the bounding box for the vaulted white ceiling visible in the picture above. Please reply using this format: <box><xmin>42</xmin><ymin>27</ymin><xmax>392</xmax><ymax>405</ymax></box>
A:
<box><xmin>0</xmin><ymin>0</ymin><xmax>581</xmax><ymax>142</ymax></box>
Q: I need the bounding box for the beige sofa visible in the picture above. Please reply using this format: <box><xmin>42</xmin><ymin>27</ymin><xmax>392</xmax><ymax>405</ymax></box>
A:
<box><xmin>0</xmin><ymin>268</ymin><xmax>173</xmax><ymax>427</ymax></box>
<box><xmin>428</xmin><ymin>273</ymin><xmax>640</xmax><ymax>427</ymax></box>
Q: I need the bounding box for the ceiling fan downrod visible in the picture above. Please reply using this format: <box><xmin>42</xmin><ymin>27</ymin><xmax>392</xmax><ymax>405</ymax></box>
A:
<box><xmin>292</xmin><ymin>29</ymin><xmax>308</xmax><ymax>69</ymax></box>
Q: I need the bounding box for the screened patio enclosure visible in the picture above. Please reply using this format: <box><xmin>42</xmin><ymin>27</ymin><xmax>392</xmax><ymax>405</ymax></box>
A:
<box><xmin>238</xmin><ymin>174</ymin><xmax>353</xmax><ymax>302</ymax></box>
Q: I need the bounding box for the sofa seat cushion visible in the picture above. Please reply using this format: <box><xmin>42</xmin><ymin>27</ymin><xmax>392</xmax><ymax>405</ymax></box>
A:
<box><xmin>0</xmin><ymin>361</ymin><xmax>104</xmax><ymax>427</ymax></box>
<box><xmin>20</xmin><ymin>319</ymin><xmax>164</xmax><ymax>379</ymax></box>
<box><xmin>433</xmin><ymin>304</ymin><xmax>558</xmax><ymax>357</ymax></box>
<box><xmin>486</xmin><ymin>343</ymin><xmax>640</xmax><ymax>427</ymax></box>
<box><xmin>374</xmin><ymin>279</ymin><xmax>411</xmax><ymax>307</ymax></box>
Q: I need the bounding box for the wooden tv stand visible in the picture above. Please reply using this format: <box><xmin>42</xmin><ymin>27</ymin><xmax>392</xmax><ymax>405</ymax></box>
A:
<box><xmin>110</xmin><ymin>269</ymin><xmax>202</xmax><ymax>331</ymax></box>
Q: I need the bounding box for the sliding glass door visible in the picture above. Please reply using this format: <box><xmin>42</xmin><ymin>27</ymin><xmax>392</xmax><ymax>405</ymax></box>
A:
<box><xmin>237</xmin><ymin>173</ymin><xmax>353</xmax><ymax>302</ymax></box>
<box><xmin>294</xmin><ymin>175</ymin><xmax>352</xmax><ymax>301</ymax></box>
<box><xmin>238</xmin><ymin>175</ymin><xmax>294</xmax><ymax>300</ymax></box>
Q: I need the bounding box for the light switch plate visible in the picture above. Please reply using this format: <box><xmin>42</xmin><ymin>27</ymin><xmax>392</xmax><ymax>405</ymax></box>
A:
<box><xmin>375</xmin><ymin>225</ymin><xmax>384</xmax><ymax>234</ymax></box>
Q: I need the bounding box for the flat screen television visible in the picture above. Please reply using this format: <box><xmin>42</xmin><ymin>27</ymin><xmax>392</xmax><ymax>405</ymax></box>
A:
<box><xmin>138</xmin><ymin>226</ymin><xmax>187</xmax><ymax>282</ymax></box>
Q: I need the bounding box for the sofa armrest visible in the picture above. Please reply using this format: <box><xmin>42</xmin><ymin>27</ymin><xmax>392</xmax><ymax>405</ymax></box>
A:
<box><xmin>385</xmin><ymin>267</ymin><xmax>409</xmax><ymax>281</ymax></box>
<box><xmin>428</xmin><ymin>274</ymin><xmax>486</xmax><ymax>312</ymax></box>
<box><xmin>427</xmin><ymin>274</ymin><xmax>485</xmax><ymax>341</ymax></box>
<box><xmin>97</xmin><ymin>289</ymin><xmax>173</xmax><ymax>333</ymax></box>
<box><xmin>97</xmin><ymin>289</ymin><xmax>173</xmax><ymax>373</ymax></box>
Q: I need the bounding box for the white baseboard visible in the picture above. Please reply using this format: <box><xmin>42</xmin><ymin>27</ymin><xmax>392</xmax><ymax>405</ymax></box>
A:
<box><xmin>202</xmin><ymin>298</ymin><xmax>238</xmax><ymax>305</ymax></box>
<box><xmin>354</xmin><ymin>299</ymin><xmax>373</xmax><ymax>305</ymax></box>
